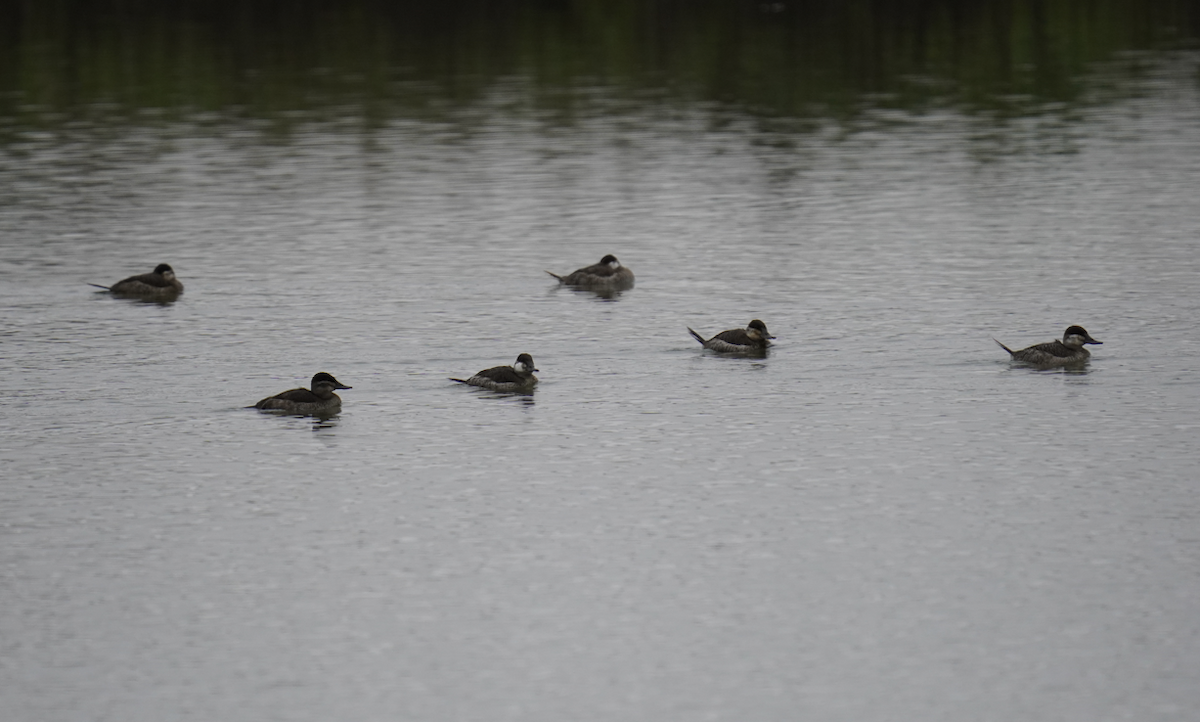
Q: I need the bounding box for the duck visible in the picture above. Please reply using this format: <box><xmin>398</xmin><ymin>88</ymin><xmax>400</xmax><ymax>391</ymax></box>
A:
<box><xmin>546</xmin><ymin>255</ymin><xmax>634</xmax><ymax>289</ymax></box>
<box><xmin>451</xmin><ymin>354</ymin><xmax>539</xmax><ymax>392</ymax></box>
<box><xmin>90</xmin><ymin>264</ymin><xmax>184</xmax><ymax>298</ymax></box>
<box><xmin>255</xmin><ymin>372</ymin><xmax>352</xmax><ymax>414</ymax></box>
<box><xmin>687</xmin><ymin>319</ymin><xmax>775</xmax><ymax>353</ymax></box>
<box><xmin>994</xmin><ymin>325</ymin><xmax>1102</xmax><ymax>366</ymax></box>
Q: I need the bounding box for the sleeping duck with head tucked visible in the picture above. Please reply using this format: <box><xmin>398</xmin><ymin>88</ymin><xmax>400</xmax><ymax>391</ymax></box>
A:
<box><xmin>90</xmin><ymin>263</ymin><xmax>184</xmax><ymax>298</ymax></box>
<box><xmin>546</xmin><ymin>255</ymin><xmax>634</xmax><ymax>290</ymax></box>
<box><xmin>255</xmin><ymin>372</ymin><xmax>352</xmax><ymax>415</ymax></box>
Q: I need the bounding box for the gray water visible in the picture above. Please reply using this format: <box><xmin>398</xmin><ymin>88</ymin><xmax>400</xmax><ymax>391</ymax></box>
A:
<box><xmin>3</xmin><ymin>60</ymin><xmax>1200</xmax><ymax>721</ymax></box>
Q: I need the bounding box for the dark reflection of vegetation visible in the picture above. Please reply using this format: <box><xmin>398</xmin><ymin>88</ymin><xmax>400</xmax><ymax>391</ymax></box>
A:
<box><xmin>0</xmin><ymin>0</ymin><xmax>1196</xmax><ymax>134</ymax></box>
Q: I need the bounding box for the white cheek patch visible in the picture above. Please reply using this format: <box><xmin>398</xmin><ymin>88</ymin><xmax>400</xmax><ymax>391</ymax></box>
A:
<box><xmin>608</xmin><ymin>260</ymin><xmax>619</xmax><ymax>269</ymax></box>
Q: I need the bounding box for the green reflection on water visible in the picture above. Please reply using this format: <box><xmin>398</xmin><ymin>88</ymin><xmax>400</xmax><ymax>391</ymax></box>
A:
<box><xmin>0</xmin><ymin>0</ymin><xmax>1196</xmax><ymax>133</ymax></box>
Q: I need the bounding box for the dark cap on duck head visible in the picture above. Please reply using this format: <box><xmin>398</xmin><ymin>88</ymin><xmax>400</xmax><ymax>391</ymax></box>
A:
<box><xmin>312</xmin><ymin>372</ymin><xmax>352</xmax><ymax>389</ymax></box>
<box><xmin>748</xmin><ymin>319</ymin><xmax>776</xmax><ymax>339</ymax></box>
<box><xmin>515</xmin><ymin>353</ymin><xmax>538</xmax><ymax>372</ymax></box>
<box><xmin>1064</xmin><ymin>325</ymin><xmax>1101</xmax><ymax>344</ymax></box>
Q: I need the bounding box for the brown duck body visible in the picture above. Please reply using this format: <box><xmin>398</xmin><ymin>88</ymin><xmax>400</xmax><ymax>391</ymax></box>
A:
<box><xmin>1001</xmin><ymin>340</ymin><xmax>1091</xmax><ymax>366</ymax></box>
<box><xmin>546</xmin><ymin>255</ymin><xmax>634</xmax><ymax>289</ymax></box>
<box><xmin>451</xmin><ymin>354</ymin><xmax>539</xmax><ymax>392</ymax></box>
<box><xmin>255</xmin><ymin>372</ymin><xmax>351</xmax><ymax>414</ymax></box>
<box><xmin>688</xmin><ymin>320</ymin><xmax>775</xmax><ymax>353</ymax></box>
<box><xmin>98</xmin><ymin>264</ymin><xmax>184</xmax><ymax>298</ymax></box>
<box><xmin>994</xmin><ymin>325</ymin><xmax>1102</xmax><ymax>367</ymax></box>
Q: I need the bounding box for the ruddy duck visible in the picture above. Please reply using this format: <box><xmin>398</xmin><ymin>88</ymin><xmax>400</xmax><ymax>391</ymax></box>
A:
<box><xmin>451</xmin><ymin>353</ymin><xmax>539</xmax><ymax>392</ymax></box>
<box><xmin>546</xmin><ymin>255</ymin><xmax>634</xmax><ymax>289</ymax></box>
<box><xmin>255</xmin><ymin>372</ymin><xmax>352</xmax><ymax>414</ymax></box>
<box><xmin>688</xmin><ymin>319</ymin><xmax>775</xmax><ymax>353</ymax></box>
<box><xmin>994</xmin><ymin>325</ymin><xmax>1102</xmax><ymax>366</ymax></box>
<box><xmin>90</xmin><ymin>264</ymin><xmax>184</xmax><ymax>298</ymax></box>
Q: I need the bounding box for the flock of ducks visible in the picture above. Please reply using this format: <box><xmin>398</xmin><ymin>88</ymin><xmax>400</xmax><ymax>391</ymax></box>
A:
<box><xmin>92</xmin><ymin>257</ymin><xmax>1103</xmax><ymax>416</ymax></box>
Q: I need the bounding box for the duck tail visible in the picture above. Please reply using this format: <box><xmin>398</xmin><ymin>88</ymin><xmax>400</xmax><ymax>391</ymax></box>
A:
<box><xmin>449</xmin><ymin>377</ymin><xmax>469</xmax><ymax>384</ymax></box>
<box><xmin>545</xmin><ymin>270</ymin><xmax>564</xmax><ymax>282</ymax></box>
<box><xmin>993</xmin><ymin>338</ymin><xmax>1015</xmax><ymax>355</ymax></box>
<box><xmin>88</xmin><ymin>283</ymin><xmax>111</xmax><ymax>290</ymax></box>
<box><xmin>687</xmin><ymin>327</ymin><xmax>707</xmax><ymax>346</ymax></box>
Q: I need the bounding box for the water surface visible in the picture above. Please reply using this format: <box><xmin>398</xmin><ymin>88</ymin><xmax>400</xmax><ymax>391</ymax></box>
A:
<box><xmin>2</xmin><ymin>8</ymin><xmax>1200</xmax><ymax>722</ymax></box>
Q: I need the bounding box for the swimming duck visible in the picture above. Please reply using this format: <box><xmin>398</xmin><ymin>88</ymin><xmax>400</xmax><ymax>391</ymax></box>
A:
<box><xmin>688</xmin><ymin>319</ymin><xmax>775</xmax><ymax>353</ymax></box>
<box><xmin>994</xmin><ymin>325</ymin><xmax>1102</xmax><ymax>366</ymax></box>
<box><xmin>546</xmin><ymin>255</ymin><xmax>634</xmax><ymax>289</ymax></box>
<box><xmin>90</xmin><ymin>264</ymin><xmax>184</xmax><ymax>298</ymax></box>
<box><xmin>451</xmin><ymin>354</ymin><xmax>539</xmax><ymax>392</ymax></box>
<box><xmin>255</xmin><ymin>372</ymin><xmax>352</xmax><ymax>414</ymax></box>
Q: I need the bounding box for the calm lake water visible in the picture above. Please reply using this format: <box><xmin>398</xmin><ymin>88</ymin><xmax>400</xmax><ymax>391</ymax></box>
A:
<box><xmin>3</xmin><ymin>10</ymin><xmax>1200</xmax><ymax>721</ymax></box>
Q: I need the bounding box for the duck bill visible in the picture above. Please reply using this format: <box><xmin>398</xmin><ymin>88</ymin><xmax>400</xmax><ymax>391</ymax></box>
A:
<box><xmin>334</xmin><ymin>383</ymin><xmax>352</xmax><ymax>389</ymax></box>
<box><xmin>1085</xmin><ymin>338</ymin><xmax>1102</xmax><ymax>345</ymax></box>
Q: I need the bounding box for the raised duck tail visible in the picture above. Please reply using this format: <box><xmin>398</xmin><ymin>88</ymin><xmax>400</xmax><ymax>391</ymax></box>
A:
<box><xmin>993</xmin><ymin>338</ymin><xmax>1015</xmax><ymax>355</ymax></box>
<box><xmin>88</xmin><ymin>283</ymin><xmax>111</xmax><ymax>290</ymax></box>
<box><xmin>687</xmin><ymin>328</ymin><xmax>707</xmax><ymax>346</ymax></box>
<box><xmin>545</xmin><ymin>270</ymin><xmax>564</xmax><ymax>281</ymax></box>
